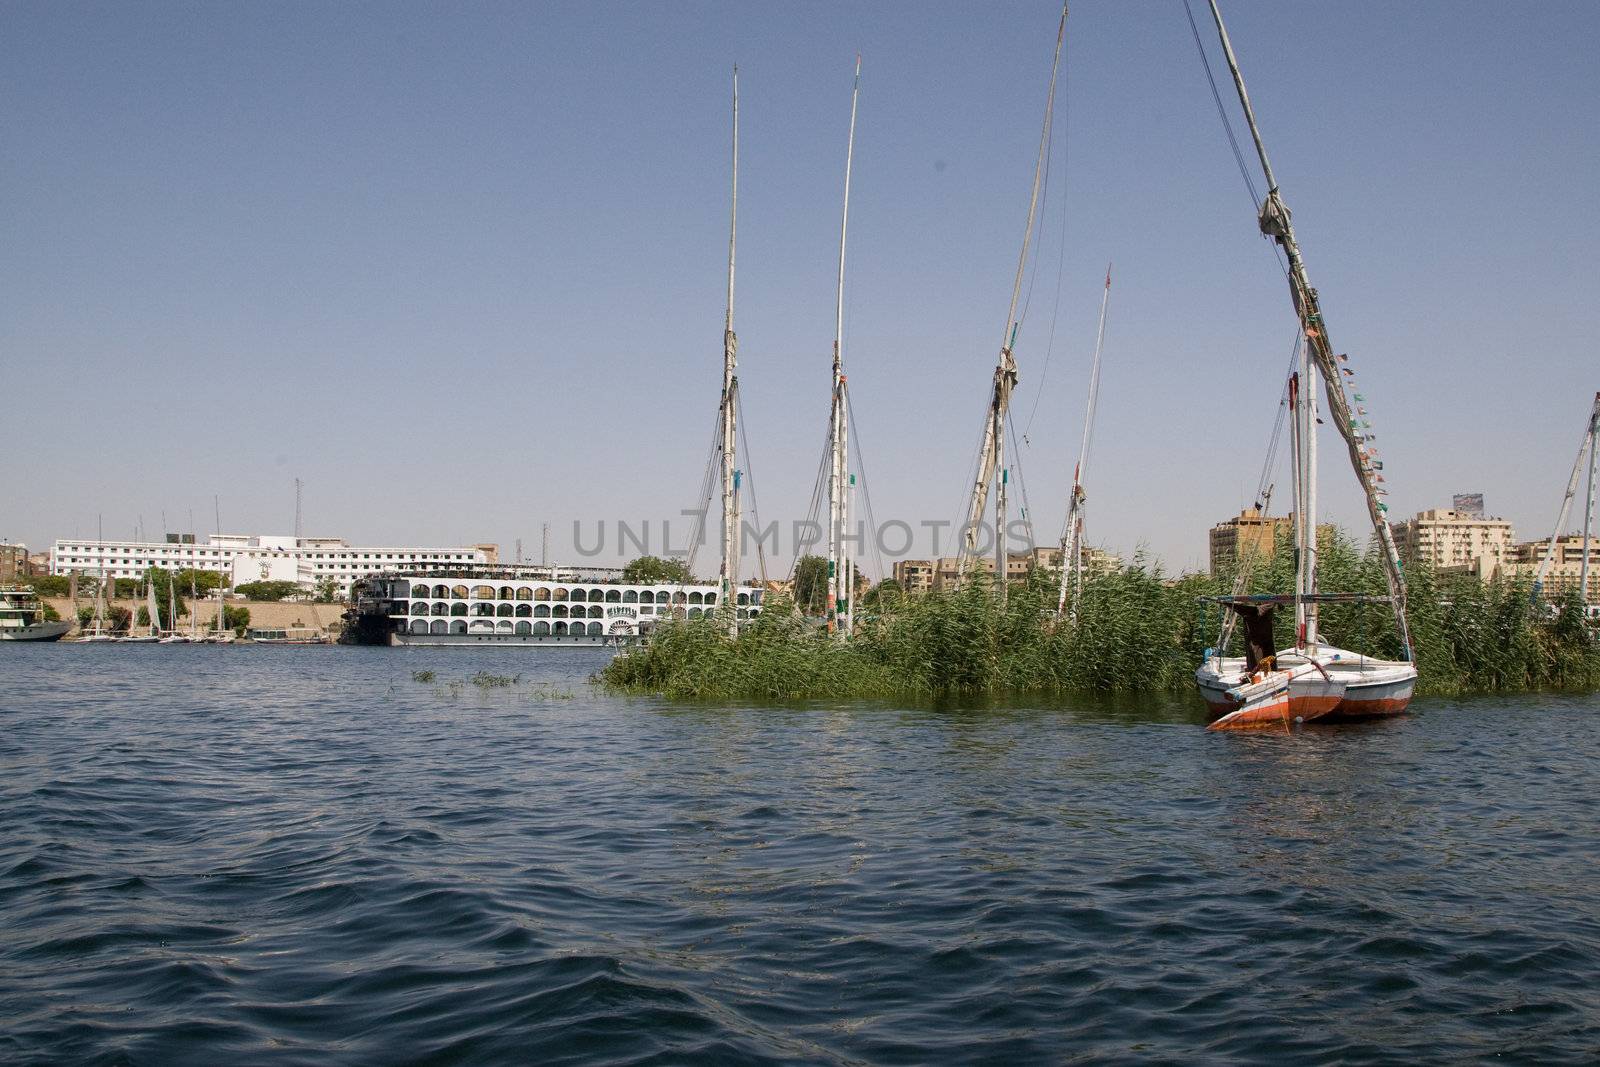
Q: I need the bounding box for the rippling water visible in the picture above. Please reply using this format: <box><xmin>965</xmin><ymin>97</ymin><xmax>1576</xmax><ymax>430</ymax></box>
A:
<box><xmin>2</xmin><ymin>645</ymin><xmax>1598</xmax><ymax>1064</ymax></box>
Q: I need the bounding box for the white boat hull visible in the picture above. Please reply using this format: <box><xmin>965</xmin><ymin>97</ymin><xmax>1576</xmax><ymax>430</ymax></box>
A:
<box><xmin>1198</xmin><ymin>644</ymin><xmax>1416</xmax><ymax>724</ymax></box>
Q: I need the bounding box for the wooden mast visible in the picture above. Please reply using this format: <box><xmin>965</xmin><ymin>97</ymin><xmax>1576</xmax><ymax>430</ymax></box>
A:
<box><xmin>1057</xmin><ymin>264</ymin><xmax>1111</xmax><ymax>619</ymax></box>
<box><xmin>718</xmin><ymin>67</ymin><xmax>740</xmax><ymax>636</ymax></box>
<box><xmin>827</xmin><ymin>57</ymin><xmax>861</xmax><ymax>636</ymax></box>
<box><xmin>1205</xmin><ymin>0</ymin><xmax>1412</xmax><ymax>658</ymax></box>
<box><xmin>1534</xmin><ymin>392</ymin><xmax>1600</xmax><ymax>602</ymax></box>
<box><xmin>958</xmin><ymin>2</ymin><xmax>1068</xmax><ymax>590</ymax></box>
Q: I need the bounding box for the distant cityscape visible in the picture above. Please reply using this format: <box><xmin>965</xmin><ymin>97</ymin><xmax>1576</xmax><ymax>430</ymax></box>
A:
<box><xmin>6</xmin><ymin>495</ymin><xmax>1591</xmax><ymax>605</ymax></box>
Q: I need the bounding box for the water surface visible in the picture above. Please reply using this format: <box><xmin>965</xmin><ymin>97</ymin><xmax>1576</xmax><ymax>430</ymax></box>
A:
<box><xmin>3</xmin><ymin>645</ymin><xmax>1597</xmax><ymax>1063</ymax></box>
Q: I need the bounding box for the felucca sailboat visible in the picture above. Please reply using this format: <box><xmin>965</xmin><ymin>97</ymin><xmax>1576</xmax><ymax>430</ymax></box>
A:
<box><xmin>1193</xmin><ymin>0</ymin><xmax>1417</xmax><ymax>729</ymax></box>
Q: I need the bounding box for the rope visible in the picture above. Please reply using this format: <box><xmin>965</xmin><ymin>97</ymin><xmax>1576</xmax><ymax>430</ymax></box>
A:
<box><xmin>845</xmin><ymin>393</ymin><xmax>889</xmax><ymax>586</ymax></box>
<box><xmin>736</xmin><ymin>405</ymin><xmax>770</xmax><ymax>586</ymax></box>
<box><xmin>684</xmin><ymin>405</ymin><xmax>723</xmax><ymax>575</ymax></box>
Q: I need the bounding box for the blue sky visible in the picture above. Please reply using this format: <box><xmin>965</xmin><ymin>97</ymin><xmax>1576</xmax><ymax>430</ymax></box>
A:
<box><xmin>5</xmin><ymin>1</ymin><xmax>1598</xmax><ymax>574</ymax></box>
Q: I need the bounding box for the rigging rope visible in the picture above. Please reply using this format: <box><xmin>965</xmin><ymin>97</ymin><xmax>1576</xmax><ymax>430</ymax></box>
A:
<box><xmin>735</xmin><ymin>404</ymin><xmax>770</xmax><ymax>587</ymax></box>
<box><xmin>845</xmin><ymin>393</ymin><xmax>888</xmax><ymax>588</ymax></box>
<box><xmin>684</xmin><ymin>405</ymin><xmax>724</xmax><ymax>576</ymax></box>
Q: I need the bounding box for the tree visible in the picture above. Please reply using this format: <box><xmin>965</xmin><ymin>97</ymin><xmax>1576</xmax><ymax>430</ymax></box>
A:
<box><xmin>792</xmin><ymin>555</ymin><xmax>829</xmax><ymax>616</ymax></box>
<box><xmin>107</xmin><ymin>606</ymin><xmax>132</xmax><ymax>632</ymax></box>
<box><xmin>223</xmin><ymin>605</ymin><xmax>251</xmax><ymax>634</ymax></box>
<box><xmin>621</xmin><ymin>556</ymin><xmax>693</xmax><ymax>584</ymax></box>
<box><xmin>313</xmin><ymin>576</ymin><xmax>341</xmax><ymax>603</ymax></box>
<box><xmin>77</xmin><ymin>606</ymin><xmax>94</xmax><ymax>629</ymax></box>
<box><xmin>24</xmin><ymin>574</ymin><xmax>70</xmax><ymax>597</ymax></box>
<box><xmin>142</xmin><ymin>567</ymin><xmax>186</xmax><ymax>629</ymax></box>
<box><xmin>235</xmin><ymin>580</ymin><xmax>303</xmax><ymax>601</ymax></box>
<box><xmin>174</xmin><ymin>568</ymin><xmax>224</xmax><ymax>598</ymax></box>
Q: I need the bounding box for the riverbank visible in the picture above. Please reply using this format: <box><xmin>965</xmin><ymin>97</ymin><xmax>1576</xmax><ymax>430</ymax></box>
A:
<box><xmin>601</xmin><ymin>551</ymin><xmax>1600</xmax><ymax>700</ymax></box>
<box><xmin>44</xmin><ymin>597</ymin><xmax>346</xmax><ymax>638</ymax></box>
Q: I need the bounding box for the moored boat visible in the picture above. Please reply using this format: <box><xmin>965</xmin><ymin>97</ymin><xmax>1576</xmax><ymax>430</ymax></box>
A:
<box><xmin>1193</xmin><ymin>0</ymin><xmax>1417</xmax><ymax>729</ymax></box>
<box><xmin>0</xmin><ymin>587</ymin><xmax>71</xmax><ymax>642</ymax></box>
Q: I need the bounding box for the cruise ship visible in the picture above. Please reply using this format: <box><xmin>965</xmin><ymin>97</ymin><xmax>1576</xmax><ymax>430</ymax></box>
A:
<box><xmin>345</xmin><ymin>570</ymin><xmax>764</xmax><ymax>646</ymax></box>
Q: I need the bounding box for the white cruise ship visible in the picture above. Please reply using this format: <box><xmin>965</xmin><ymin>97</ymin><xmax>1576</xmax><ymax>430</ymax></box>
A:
<box><xmin>345</xmin><ymin>571</ymin><xmax>763</xmax><ymax>646</ymax></box>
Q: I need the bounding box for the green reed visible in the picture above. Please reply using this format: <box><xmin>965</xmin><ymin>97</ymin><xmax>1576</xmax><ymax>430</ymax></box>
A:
<box><xmin>599</xmin><ymin>529</ymin><xmax>1599</xmax><ymax>701</ymax></box>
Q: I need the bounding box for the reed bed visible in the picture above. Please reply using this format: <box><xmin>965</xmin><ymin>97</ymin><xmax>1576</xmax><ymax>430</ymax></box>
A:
<box><xmin>599</xmin><ymin>530</ymin><xmax>1600</xmax><ymax>701</ymax></box>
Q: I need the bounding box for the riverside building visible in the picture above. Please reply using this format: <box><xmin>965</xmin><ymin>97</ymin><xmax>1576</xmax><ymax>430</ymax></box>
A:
<box><xmin>1506</xmin><ymin>535</ymin><xmax>1600</xmax><ymax>607</ymax></box>
<box><xmin>50</xmin><ymin>534</ymin><xmax>492</xmax><ymax>596</ymax></box>
<box><xmin>1389</xmin><ymin>507</ymin><xmax>1516</xmax><ymax>580</ymax></box>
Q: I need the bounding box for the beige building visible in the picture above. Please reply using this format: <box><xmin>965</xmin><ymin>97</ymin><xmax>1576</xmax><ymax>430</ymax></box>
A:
<box><xmin>1209</xmin><ymin>508</ymin><xmax>1292</xmax><ymax>575</ymax></box>
<box><xmin>1506</xmin><ymin>535</ymin><xmax>1600</xmax><ymax>603</ymax></box>
<box><xmin>891</xmin><ymin>559</ymin><xmax>935</xmax><ymax>594</ymax></box>
<box><xmin>895</xmin><ymin>546</ymin><xmax>1120</xmax><ymax>594</ymax></box>
<box><xmin>1390</xmin><ymin>507</ymin><xmax>1515</xmax><ymax>580</ymax></box>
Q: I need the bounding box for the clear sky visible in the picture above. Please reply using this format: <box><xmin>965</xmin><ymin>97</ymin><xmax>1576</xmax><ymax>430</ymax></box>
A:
<box><xmin>5</xmin><ymin>1</ymin><xmax>1598</xmax><ymax>575</ymax></box>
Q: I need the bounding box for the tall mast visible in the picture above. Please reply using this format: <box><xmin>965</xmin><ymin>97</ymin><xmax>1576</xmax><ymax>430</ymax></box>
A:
<box><xmin>1582</xmin><ymin>401</ymin><xmax>1596</xmax><ymax>610</ymax></box>
<box><xmin>1057</xmin><ymin>264</ymin><xmax>1111</xmax><ymax>619</ymax></box>
<box><xmin>827</xmin><ymin>56</ymin><xmax>861</xmax><ymax>636</ymax></box>
<box><xmin>1206</xmin><ymin>0</ymin><xmax>1412</xmax><ymax>658</ymax></box>
<box><xmin>958</xmin><ymin>2</ymin><xmax>1068</xmax><ymax>587</ymax></box>
<box><xmin>1537</xmin><ymin>393</ymin><xmax>1600</xmax><ymax>602</ymax></box>
<box><xmin>718</xmin><ymin>66</ymin><xmax>741</xmax><ymax>636</ymax></box>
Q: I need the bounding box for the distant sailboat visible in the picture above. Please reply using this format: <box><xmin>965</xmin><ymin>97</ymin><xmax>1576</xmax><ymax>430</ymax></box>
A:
<box><xmin>956</xmin><ymin>2</ymin><xmax>1068</xmax><ymax>592</ymax></box>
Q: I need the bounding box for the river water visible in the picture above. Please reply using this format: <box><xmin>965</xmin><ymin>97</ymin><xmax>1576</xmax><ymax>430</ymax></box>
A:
<box><xmin>2</xmin><ymin>645</ymin><xmax>1597</xmax><ymax>1064</ymax></box>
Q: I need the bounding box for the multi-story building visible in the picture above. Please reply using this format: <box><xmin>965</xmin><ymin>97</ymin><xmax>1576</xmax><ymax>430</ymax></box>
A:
<box><xmin>892</xmin><ymin>559</ymin><xmax>935</xmax><ymax>595</ymax></box>
<box><xmin>1389</xmin><ymin>507</ymin><xmax>1515</xmax><ymax>580</ymax></box>
<box><xmin>0</xmin><ymin>543</ymin><xmax>33</xmax><ymax>581</ymax></box>
<box><xmin>1209</xmin><ymin>508</ymin><xmax>1292</xmax><ymax>575</ymax></box>
<box><xmin>51</xmin><ymin>534</ymin><xmax>491</xmax><ymax>596</ymax></box>
<box><xmin>904</xmin><ymin>546</ymin><xmax>1119</xmax><ymax>594</ymax></box>
<box><xmin>1506</xmin><ymin>535</ymin><xmax>1600</xmax><ymax>605</ymax></box>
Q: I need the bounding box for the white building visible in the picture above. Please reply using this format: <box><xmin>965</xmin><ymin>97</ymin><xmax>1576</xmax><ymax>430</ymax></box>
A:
<box><xmin>51</xmin><ymin>534</ymin><xmax>491</xmax><ymax>596</ymax></box>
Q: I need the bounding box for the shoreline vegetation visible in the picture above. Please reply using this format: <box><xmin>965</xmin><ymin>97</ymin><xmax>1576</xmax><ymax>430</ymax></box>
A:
<box><xmin>599</xmin><ymin>529</ymin><xmax>1600</xmax><ymax>701</ymax></box>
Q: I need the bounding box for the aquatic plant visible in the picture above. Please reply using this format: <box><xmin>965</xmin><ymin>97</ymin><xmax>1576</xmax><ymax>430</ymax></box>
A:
<box><xmin>600</xmin><ymin>528</ymin><xmax>1600</xmax><ymax>701</ymax></box>
<box><xmin>411</xmin><ymin>669</ymin><xmax>436</xmax><ymax>683</ymax></box>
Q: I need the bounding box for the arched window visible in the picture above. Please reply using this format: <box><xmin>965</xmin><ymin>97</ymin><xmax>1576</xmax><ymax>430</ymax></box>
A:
<box><xmin>623</xmin><ymin>590</ymin><xmax>638</xmax><ymax>603</ymax></box>
<box><xmin>496</xmin><ymin>620</ymin><xmax>513</xmax><ymax>631</ymax></box>
<box><xmin>451</xmin><ymin>585</ymin><xmax>469</xmax><ymax>599</ymax></box>
<box><xmin>534</xmin><ymin>604</ymin><xmax>550</xmax><ymax>618</ymax></box>
<box><xmin>412</xmin><ymin>601</ymin><xmax>430</xmax><ymax>615</ymax></box>
<box><xmin>554</xmin><ymin>621</ymin><xmax>568</xmax><ymax>635</ymax></box>
<box><xmin>432</xmin><ymin>602</ymin><xmax>449</xmax><ymax>616</ymax></box>
<box><xmin>584</xmin><ymin>605</ymin><xmax>600</xmax><ymax>619</ymax></box>
<box><xmin>552</xmin><ymin>587</ymin><xmax>569</xmax><ymax>601</ymax></box>
<box><xmin>470</xmin><ymin>619</ymin><xmax>494</xmax><ymax>632</ymax></box>
<box><xmin>737</xmin><ymin>592</ymin><xmax>749</xmax><ymax>606</ymax></box>
<box><xmin>430</xmin><ymin>619</ymin><xmax>448</xmax><ymax>634</ymax></box>
<box><xmin>433</xmin><ymin>584</ymin><xmax>450</xmax><ymax>598</ymax></box>
<box><xmin>587</xmin><ymin>621</ymin><xmax>602</xmax><ymax>636</ymax></box>
<box><xmin>514</xmin><ymin>603</ymin><xmax>531</xmax><ymax>618</ymax></box>
<box><xmin>499</xmin><ymin>586</ymin><xmax>515</xmax><ymax>600</ymax></box>
<box><xmin>590</xmin><ymin>588</ymin><xmax>605</xmax><ymax>602</ymax></box>
<box><xmin>473</xmin><ymin>585</ymin><xmax>495</xmax><ymax>599</ymax></box>
<box><xmin>533</xmin><ymin>621</ymin><xmax>550</xmax><ymax>635</ymax></box>
<box><xmin>688</xmin><ymin>592</ymin><xmax>703</xmax><ymax>605</ymax></box>
<box><xmin>515</xmin><ymin>621</ymin><xmax>532</xmax><ymax>635</ymax></box>
<box><xmin>569</xmin><ymin>588</ymin><xmax>586</xmax><ymax>603</ymax></box>
<box><xmin>473</xmin><ymin>603</ymin><xmax>494</xmax><ymax>617</ymax></box>
<box><xmin>553</xmin><ymin>605</ymin><xmax>569</xmax><ymax>619</ymax></box>
<box><xmin>410</xmin><ymin>619</ymin><xmax>429</xmax><ymax>634</ymax></box>
<box><xmin>450</xmin><ymin>603</ymin><xmax>468</xmax><ymax>617</ymax></box>
<box><xmin>606</xmin><ymin>589</ymin><xmax>621</xmax><ymax>603</ymax></box>
<box><xmin>638</xmin><ymin>590</ymin><xmax>654</xmax><ymax>604</ymax></box>
<box><xmin>705</xmin><ymin>592</ymin><xmax>717</xmax><ymax>605</ymax></box>
<box><xmin>496</xmin><ymin>603</ymin><xmax>514</xmax><ymax>617</ymax></box>
<box><xmin>450</xmin><ymin>620</ymin><xmax>467</xmax><ymax>634</ymax></box>
<box><xmin>515</xmin><ymin>587</ymin><xmax>533</xmax><ymax>601</ymax></box>
<box><xmin>688</xmin><ymin>607</ymin><xmax>703</xmax><ymax>618</ymax></box>
<box><xmin>534</xmin><ymin>587</ymin><xmax>551</xmax><ymax>602</ymax></box>
<box><xmin>672</xmin><ymin>592</ymin><xmax>687</xmax><ymax>605</ymax></box>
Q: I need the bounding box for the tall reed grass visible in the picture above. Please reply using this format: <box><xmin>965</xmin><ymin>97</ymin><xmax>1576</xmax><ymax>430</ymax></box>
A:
<box><xmin>599</xmin><ymin>529</ymin><xmax>1600</xmax><ymax>701</ymax></box>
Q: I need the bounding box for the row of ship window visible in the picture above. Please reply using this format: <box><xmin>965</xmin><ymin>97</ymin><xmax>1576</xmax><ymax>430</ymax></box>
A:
<box><xmin>405</xmin><ymin>601</ymin><xmax>756</xmax><ymax>620</ymax></box>
<box><xmin>407</xmin><ymin>619</ymin><xmax>618</xmax><ymax>636</ymax></box>
<box><xmin>400</xmin><ymin>583</ymin><xmax>758</xmax><ymax>606</ymax></box>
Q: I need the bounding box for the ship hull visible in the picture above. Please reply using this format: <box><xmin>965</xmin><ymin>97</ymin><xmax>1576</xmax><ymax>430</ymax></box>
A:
<box><xmin>389</xmin><ymin>631</ymin><xmax>634</xmax><ymax>648</ymax></box>
<box><xmin>0</xmin><ymin>621</ymin><xmax>71</xmax><ymax>642</ymax></box>
<box><xmin>1197</xmin><ymin>645</ymin><xmax>1416</xmax><ymax>725</ymax></box>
